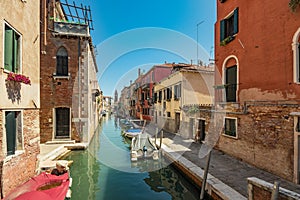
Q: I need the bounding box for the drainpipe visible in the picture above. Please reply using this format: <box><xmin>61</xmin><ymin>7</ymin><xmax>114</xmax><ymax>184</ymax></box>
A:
<box><xmin>78</xmin><ymin>38</ymin><xmax>82</xmax><ymax>140</ymax></box>
<box><xmin>0</xmin><ymin>160</ymin><xmax>3</xmax><ymax>199</ymax></box>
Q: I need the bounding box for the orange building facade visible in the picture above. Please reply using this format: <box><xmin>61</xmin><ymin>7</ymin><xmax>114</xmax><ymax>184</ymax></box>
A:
<box><xmin>215</xmin><ymin>0</ymin><xmax>300</xmax><ymax>183</ymax></box>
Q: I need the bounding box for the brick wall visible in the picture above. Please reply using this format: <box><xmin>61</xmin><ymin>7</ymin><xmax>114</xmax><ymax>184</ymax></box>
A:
<box><xmin>216</xmin><ymin>103</ymin><xmax>298</xmax><ymax>181</ymax></box>
<box><xmin>2</xmin><ymin>109</ymin><xmax>40</xmax><ymax>197</ymax></box>
<box><xmin>40</xmin><ymin>36</ymin><xmax>84</xmax><ymax>143</ymax></box>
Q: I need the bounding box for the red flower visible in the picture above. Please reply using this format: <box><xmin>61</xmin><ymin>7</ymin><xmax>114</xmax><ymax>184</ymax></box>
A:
<box><xmin>6</xmin><ymin>72</ymin><xmax>31</xmax><ymax>85</ymax></box>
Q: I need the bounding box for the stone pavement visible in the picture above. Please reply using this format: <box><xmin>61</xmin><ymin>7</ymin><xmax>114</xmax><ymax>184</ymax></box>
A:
<box><xmin>160</xmin><ymin>131</ymin><xmax>300</xmax><ymax>198</ymax></box>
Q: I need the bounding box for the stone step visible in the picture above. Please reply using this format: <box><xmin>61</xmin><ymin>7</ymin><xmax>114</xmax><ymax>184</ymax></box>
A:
<box><xmin>45</xmin><ymin>140</ymin><xmax>76</xmax><ymax>145</ymax></box>
<box><xmin>40</xmin><ymin>146</ymin><xmax>69</xmax><ymax>162</ymax></box>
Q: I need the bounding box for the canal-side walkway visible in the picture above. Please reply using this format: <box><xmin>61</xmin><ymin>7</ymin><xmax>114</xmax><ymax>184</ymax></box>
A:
<box><xmin>38</xmin><ymin>142</ymin><xmax>88</xmax><ymax>170</ymax></box>
<box><xmin>160</xmin><ymin>131</ymin><xmax>300</xmax><ymax>199</ymax></box>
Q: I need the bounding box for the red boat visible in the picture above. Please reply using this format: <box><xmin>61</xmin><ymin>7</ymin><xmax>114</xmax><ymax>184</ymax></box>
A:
<box><xmin>3</xmin><ymin>172</ymin><xmax>70</xmax><ymax>200</ymax></box>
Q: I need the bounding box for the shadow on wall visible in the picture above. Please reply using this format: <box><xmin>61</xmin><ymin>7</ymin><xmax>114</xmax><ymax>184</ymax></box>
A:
<box><xmin>5</xmin><ymin>81</ymin><xmax>21</xmax><ymax>103</ymax></box>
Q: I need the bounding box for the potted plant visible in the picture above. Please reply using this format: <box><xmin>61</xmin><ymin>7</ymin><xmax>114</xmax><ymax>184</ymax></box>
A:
<box><xmin>6</xmin><ymin>72</ymin><xmax>31</xmax><ymax>85</ymax></box>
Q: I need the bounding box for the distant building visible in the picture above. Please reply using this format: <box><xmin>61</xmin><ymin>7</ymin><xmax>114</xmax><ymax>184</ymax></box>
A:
<box><xmin>135</xmin><ymin>63</ymin><xmax>174</xmax><ymax>121</ymax></box>
<box><xmin>154</xmin><ymin>64</ymin><xmax>214</xmax><ymax>139</ymax></box>
<box><xmin>214</xmin><ymin>0</ymin><xmax>300</xmax><ymax>182</ymax></box>
<box><xmin>40</xmin><ymin>0</ymin><xmax>99</xmax><ymax>144</ymax></box>
<box><xmin>0</xmin><ymin>1</ymin><xmax>40</xmax><ymax>196</ymax></box>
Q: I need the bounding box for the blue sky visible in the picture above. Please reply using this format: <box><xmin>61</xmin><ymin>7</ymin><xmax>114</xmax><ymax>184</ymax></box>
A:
<box><xmin>69</xmin><ymin>0</ymin><xmax>216</xmax><ymax>96</ymax></box>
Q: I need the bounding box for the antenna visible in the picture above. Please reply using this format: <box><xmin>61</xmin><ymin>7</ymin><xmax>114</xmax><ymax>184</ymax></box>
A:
<box><xmin>197</xmin><ymin>20</ymin><xmax>205</xmax><ymax>65</ymax></box>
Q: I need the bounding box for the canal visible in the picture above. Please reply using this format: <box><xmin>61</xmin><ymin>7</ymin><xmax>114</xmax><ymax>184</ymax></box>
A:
<box><xmin>65</xmin><ymin>115</ymin><xmax>200</xmax><ymax>200</ymax></box>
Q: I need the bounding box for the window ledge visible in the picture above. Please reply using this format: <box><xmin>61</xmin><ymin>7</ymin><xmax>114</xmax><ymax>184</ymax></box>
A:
<box><xmin>4</xmin><ymin>150</ymin><xmax>25</xmax><ymax>163</ymax></box>
<box><xmin>53</xmin><ymin>73</ymin><xmax>70</xmax><ymax>80</ymax></box>
<box><xmin>222</xmin><ymin>133</ymin><xmax>238</xmax><ymax>139</ymax></box>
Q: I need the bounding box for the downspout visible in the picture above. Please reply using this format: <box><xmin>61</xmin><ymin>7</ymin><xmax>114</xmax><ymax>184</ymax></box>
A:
<box><xmin>78</xmin><ymin>38</ymin><xmax>82</xmax><ymax>140</ymax></box>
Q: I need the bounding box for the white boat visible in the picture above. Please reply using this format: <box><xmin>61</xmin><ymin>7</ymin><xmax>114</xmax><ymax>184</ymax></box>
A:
<box><xmin>121</xmin><ymin>120</ymin><xmax>146</xmax><ymax>139</ymax></box>
<box><xmin>130</xmin><ymin>133</ymin><xmax>159</xmax><ymax>161</ymax></box>
<box><xmin>122</xmin><ymin>128</ymin><xmax>143</xmax><ymax>138</ymax></box>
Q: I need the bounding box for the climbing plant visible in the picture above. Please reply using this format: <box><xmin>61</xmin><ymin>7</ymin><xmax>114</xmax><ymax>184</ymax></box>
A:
<box><xmin>289</xmin><ymin>0</ymin><xmax>300</xmax><ymax>12</ymax></box>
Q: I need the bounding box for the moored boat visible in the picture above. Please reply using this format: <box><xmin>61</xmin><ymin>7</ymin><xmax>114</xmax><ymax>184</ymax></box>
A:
<box><xmin>130</xmin><ymin>133</ymin><xmax>159</xmax><ymax>161</ymax></box>
<box><xmin>3</xmin><ymin>171</ymin><xmax>71</xmax><ymax>200</ymax></box>
<box><xmin>122</xmin><ymin>128</ymin><xmax>143</xmax><ymax>138</ymax></box>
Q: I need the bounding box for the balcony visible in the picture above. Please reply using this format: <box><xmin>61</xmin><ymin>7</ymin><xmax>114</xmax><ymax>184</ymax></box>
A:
<box><xmin>54</xmin><ymin>21</ymin><xmax>89</xmax><ymax>36</ymax></box>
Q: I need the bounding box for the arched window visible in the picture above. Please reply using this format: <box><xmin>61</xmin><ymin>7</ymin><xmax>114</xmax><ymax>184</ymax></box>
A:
<box><xmin>292</xmin><ymin>28</ymin><xmax>300</xmax><ymax>83</ymax></box>
<box><xmin>56</xmin><ymin>47</ymin><xmax>68</xmax><ymax>76</ymax></box>
<box><xmin>223</xmin><ymin>56</ymin><xmax>239</xmax><ymax>102</ymax></box>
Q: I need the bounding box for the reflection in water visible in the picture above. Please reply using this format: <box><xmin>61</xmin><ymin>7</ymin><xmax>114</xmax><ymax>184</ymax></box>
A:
<box><xmin>65</xmin><ymin>116</ymin><xmax>199</xmax><ymax>200</ymax></box>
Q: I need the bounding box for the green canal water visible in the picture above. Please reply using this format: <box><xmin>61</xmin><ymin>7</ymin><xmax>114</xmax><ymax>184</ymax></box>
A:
<box><xmin>65</xmin><ymin>115</ymin><xmax>200</xmax><ymax>200</ymax></box>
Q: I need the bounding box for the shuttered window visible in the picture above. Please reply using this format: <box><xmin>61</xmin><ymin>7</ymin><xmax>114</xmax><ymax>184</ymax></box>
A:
<box><xmin>5</xmin><ymin>111</ymin><xmax>22</xmax><ymax>156</ymax></box>
<box><xmin>4</xmin><ymin>25</ymin><xmax>20</xmax><ymax>73</ymax></box>
<box><xmin>220</xmin><ymin>7</ymin><xmax>239</xmax><ymax>42</ymax></box>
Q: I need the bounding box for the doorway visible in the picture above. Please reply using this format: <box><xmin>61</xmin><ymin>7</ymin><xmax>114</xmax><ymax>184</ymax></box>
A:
<box><xmin>55</xmin><ymin>107</ymin><xmax>70</xmax><ymax>139</ymax></box>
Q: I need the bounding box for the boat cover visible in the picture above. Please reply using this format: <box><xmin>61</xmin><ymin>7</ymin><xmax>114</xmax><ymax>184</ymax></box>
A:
<box><xmin>3</xmin><ymin>172</ymin><xmax>70</xmax><ymax>200</ymax></box>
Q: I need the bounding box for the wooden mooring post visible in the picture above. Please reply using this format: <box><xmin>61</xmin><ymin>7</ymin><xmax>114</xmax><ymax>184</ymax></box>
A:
<box><xmin>271</xmin><ymin>181</ymin><xmax>280</xmax><ymax>200</ymax></box>
<box><xmin>200</xmin><ymin>150</ymin><xmax>212</xmax><ymax>200</ymax></box>
<box><xmin>159</xmin><ymin>130</ymin><xmax>163</xmax><ymax>149</ymax></box>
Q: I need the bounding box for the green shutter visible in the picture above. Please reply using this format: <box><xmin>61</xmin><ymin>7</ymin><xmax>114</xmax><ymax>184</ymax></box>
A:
<box><xmin>4</xmin><ymin>28</ymin><xmax>13</xmax><ymax>71</ymax></box>
<box><xmin>233</xmin><ymin>7</ymin><xmax>239</xmax><ymax>34</ymax></box>
<box><xmin>220</xmin><ymin>19</ymin><xmax>225</xmax><ymax>42</ymax></box>
<box><xmin>13</xmin><ymin>32</ymin><xmax>18</xmax><ymax>73</ymax></box>
<box><xmin>5</xmin><ymin>112</ymin><xmax>16</xmax><ymax>156</ymax></box>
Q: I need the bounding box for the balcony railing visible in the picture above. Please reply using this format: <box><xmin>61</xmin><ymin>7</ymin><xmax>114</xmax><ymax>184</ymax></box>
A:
<box><xmin>214</xmin><ymin>84</ymin><xmax>237</xmax><ymax>103</ymax></box>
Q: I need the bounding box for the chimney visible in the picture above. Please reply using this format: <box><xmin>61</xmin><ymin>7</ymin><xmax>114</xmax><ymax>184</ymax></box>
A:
<box><xmin>138</xmin><ymin>68</ymin><xmax>141</xmax><ymax>77</ymax></box>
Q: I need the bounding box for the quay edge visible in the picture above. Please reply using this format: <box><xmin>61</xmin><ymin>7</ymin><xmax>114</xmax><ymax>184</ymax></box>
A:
<box><xmin>160</xmin><ymin>144</ymin><xmax>247</xmax><ymax>200</ymax></box>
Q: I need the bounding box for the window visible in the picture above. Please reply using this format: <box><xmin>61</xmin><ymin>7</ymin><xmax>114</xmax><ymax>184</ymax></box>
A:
<box><xmin>220</xmin><ymin>8</ymin><xmax>239</xmax><ymax>43</ymax></box>
<box><xmin>154</xmin><ymin>92</ymin><xmax>157</xmax><ymax>103</ymax></box>
<box><xmin>292</xmin><ymin>29</ymin><xmax>300</xmax><ymax>83</ymax></box>
<box><xmin>174</xmin><ymin>84</ymin><xmax>181</xmax><ymax>100</ymax></box>
<box><xmin>158</xmin><ymin>90</ymin><xmax>162</xmax><ymax>102</ymax></box>
<box><xmin>56</xmin><ymin>47</ymin><xmax>68</xmax><ymax>76</ymax></box>
<box><xmin>5</xmin><ymin>111</ymin><xmax>23</xmax><ymax>156</ymax></box>
<box><xmin>4</xmin><ymin>24</ymin><xmax>21</xmax><ymax>73</ymax></box>
<box><xmin>166</xmin><ymin>87</ymin><xmax>172</xmax><ymax>101</ymax></box>
<box><xmin>225</xmin><ymin>65</ymin><xmax>237</xmax><ymax>102</ymax></box>
<box><xmin>224</xmin><ymin>118</ymin><xmax>237</xmax><ymax>137</ymax></box>
<box><xmin>298</xmin><ymin>44</ymin><xmax>300</xmax><ymax>82</ymax></box>
<box><xmin>167</xmin><ymin>112</ymin><xmax>171</xmax><ymax>118</ymax></box>
<box><xmin>296</xmin><ymin>117</ymin><xmax>300</xmax><ymax>132</ymax></box>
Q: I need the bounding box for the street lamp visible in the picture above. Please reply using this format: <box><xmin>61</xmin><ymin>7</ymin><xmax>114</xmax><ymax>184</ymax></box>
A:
<box><xmin>197</xmin><ymin>20</ymin><xmax>205</xmax><ymax>65</ymax></box>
